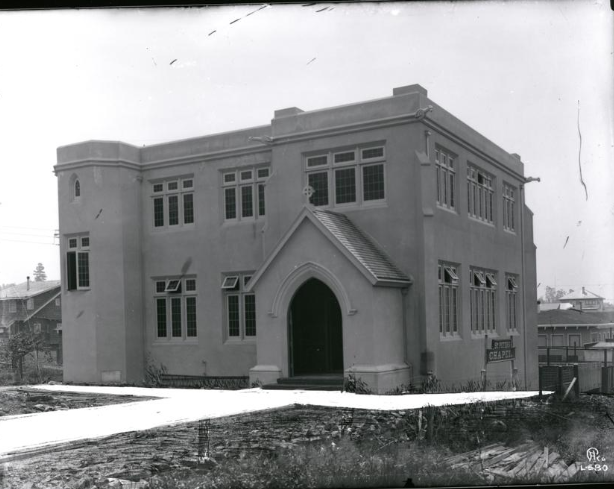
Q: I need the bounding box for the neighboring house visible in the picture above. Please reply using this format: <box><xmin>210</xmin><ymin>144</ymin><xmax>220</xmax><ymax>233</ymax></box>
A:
<box><xmin>537</xmin><ymin>309</ymin><xmax>614</xmax><ymax>350</ymax></box>
<box><xmin>0</xmin><ymin>279</ymin><xmax>63</xmax><ymax>364</ymax></box>
<box><xmin>54</xmin><ymin>84</ymin><xmax>538</xmax><ymax>392</ymax></box>
<box><xmin>558</xmin><ymin>287</ymin><xmax>605</xmax><ymax>311</ymax></box>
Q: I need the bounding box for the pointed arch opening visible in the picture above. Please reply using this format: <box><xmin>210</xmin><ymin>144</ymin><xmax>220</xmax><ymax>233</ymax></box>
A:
<box><xmin>288</xmin><ymin>278</ymin><xmax>343</xmax><ymax>376</ymax></box>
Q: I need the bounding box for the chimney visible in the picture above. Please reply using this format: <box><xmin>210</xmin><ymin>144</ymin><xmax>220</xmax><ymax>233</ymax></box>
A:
<box><xmin>27</xmin><ymin>276</ymin><xmax>30</xmax><ymax>291</ymax></box>
<box><xmin>582</xmin><ymin>286</ymin><xmax>586</xmax><ymax>295</ymax></box>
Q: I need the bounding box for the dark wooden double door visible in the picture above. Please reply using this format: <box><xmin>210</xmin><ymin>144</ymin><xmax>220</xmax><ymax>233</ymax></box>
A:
<box><xmin>289</xmin><ymin>279</ymin><xmax>344</xmax><ymax>376</ymax></box>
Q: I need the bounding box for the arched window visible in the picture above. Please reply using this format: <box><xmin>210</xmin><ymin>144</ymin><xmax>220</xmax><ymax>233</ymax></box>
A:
<box><xmin>69</xmin><ymin>174</ymin><xmax>81</xmax><ymax>202</ymax></box>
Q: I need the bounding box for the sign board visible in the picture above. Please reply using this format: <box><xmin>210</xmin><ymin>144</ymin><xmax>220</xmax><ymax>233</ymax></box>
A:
<box><xmin>486</xmin><ymin>338</ymin><xmax>515</xmax><ymax>364</ymax></box>
<box><xmin>486</xmin><ymin>347</ymin><xmax>515</xmax><ymax>363</ymax></box>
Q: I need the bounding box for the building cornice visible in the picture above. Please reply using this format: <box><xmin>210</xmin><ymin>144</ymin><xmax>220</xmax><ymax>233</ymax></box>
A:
<box><xmin>54</xmin><ymin>145</ymin><xmax>273</xmax><ymax>174</ymax></box>
<box><xmin>423</xmin><ymin>119</ymin><xmax>526</xmax><ymax>182</ymax></box>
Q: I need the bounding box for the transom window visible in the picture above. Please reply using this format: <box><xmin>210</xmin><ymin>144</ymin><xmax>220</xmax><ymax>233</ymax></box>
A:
<box><xmin>469</xmin><ymin>267</ymin><xmax>497</xmax><ymax>334</ymax></box>
<box><xmin>304</xmin><ymin>144</ymin><xmax>385</xmax><ymax>208</ymax></box>
<box><xmin>435</xmin><ymin>146</ymin><xmax>456</xmax><ymax>210</ymax></box>
<box><xmin>154</xmin><ymin>277</ymin><xmax>197</xmax><ymax>340</ymax></box>
<box><xmin>222</xmin><ymin>166</ymin><xmax>270</xmax><ymax>221</ymax></box>
<box><xmin>222</xmin><ymin>272</ymin><xmax>256</xmax><ymax>340</ymax></box>
<box><xmin>151</xmin><ymin>177</ymin><xmax>194</xmax><ymax>229</ymax></box>
<box><xmin>438</xmin><ymin>262</ymin><xmax>459</xmax><ymax>336</ymax></box>
<box><xmin>66</xmin><ymin>234</ymin><xmax>90</xmax><ymax>291</ymax></box>
<box><xmin>467</xmin><ymin>165</ymin><xmax>494</xmax><ymax>223</ymax></box>
<box><xmin>503</xmin><ymin>183</ymin><xmax>516</xmax><ymax>232</ymax></box>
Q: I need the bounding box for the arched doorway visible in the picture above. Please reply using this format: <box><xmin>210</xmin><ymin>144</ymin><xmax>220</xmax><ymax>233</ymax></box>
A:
<box><xmin>288</xmin><ymin>278</ymin><xmax>343</xmax><ymax>376</ymax></box>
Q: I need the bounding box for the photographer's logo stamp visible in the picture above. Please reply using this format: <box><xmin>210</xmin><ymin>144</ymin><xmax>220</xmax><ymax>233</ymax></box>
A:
<box><xmin>580</xmin><ymin>447</ymin><xmax>608</xmax><ymax>472</ymax></box>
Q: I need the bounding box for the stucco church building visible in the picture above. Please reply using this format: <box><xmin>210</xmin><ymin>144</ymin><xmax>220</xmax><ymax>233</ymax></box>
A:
<box><xmin>55</xmin><ymin>84</ymin><xmax>538</xmax><ymax>392</ymax></box>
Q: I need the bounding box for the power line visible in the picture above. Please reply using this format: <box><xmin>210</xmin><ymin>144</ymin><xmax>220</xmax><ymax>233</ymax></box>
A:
<box><xmin>0</xmin><ymin>225</ymin><xmax>57</xmax><ymax>232</ymax></box>
<box><xmin>0</xmin><ymin>238</ymin><xmax>57</xmax><ymax>246</ymax></box>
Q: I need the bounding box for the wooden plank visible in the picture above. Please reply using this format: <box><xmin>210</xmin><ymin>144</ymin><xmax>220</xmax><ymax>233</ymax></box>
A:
<box><xmin>511</xmin><ymin>448</ymin><xmax>543</xmax><ymax>477</ymax></box>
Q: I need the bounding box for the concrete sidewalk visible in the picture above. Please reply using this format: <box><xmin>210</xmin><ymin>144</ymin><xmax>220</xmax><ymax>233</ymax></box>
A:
<box><xmin>0</xmin><ymin>385</ymin><xmax>542</xmax><ymax>460</ymax></box>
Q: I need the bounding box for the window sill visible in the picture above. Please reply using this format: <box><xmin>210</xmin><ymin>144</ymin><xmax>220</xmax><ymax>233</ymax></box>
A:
<box><xmin>439</xmin><ymin>334</ymin><xmax>462</xmax><ymax>342</ymax></box>
<box><xmin>221</xmin><ymin>217</ymin><xmax>265</xmax><ymax>227</ymax></box>
<box><xmin>507</xmin><ymin>329</ymin><xmax>520</xmax><ymax>336</ymax></box>
<box><xmin>471</xmin><ymin>331</ymin><xmax>498</xmax><ymax>339</ymax></box>
<box><xmin>224</xmin><ymin>338</ymin><xmax>257</xmax><ymax>345</ymax></box>
<box><xmin>312</xmin><ymin>200</ymin><xmax>388</xmax><ymax>212</ymax></box>
<box><xmin>152</xmin><ymin>224</ymin><xmax>196</xmax><ymax>233</ymax></box>
<box><xmin>67</xmin><ymin>288</ymin><xmax>91</xmax><ymax>293</ymax></box>
<box><xmin>436</xmin><ymin>204</ymin><xmax>457</xmax><ymax>216</ymax></box>
<box><xmin>468</xmin><ymin>216</ymin><xmax>495</xmax><ymax>228</ymax></box>
<box><xmin>503</xmin><ymin>228</ymin><xmax>517</xmax><ymax>235</ymax></box>
<box><xmin>153</xmin><ymin>339</ymin><xmax>199</xmax><ymax>345</ymax></box>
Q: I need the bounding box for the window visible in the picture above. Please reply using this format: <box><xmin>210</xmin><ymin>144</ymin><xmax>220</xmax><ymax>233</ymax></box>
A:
<box><xmin>9</xmin><ymin>301</ymin><xmax>16</xmax><ymax>313</ymax></box>
<box><xmin>222</xmin><ymin>272</ymin><xmax>256</xmax><ymax>339</ymax></box>
<box><xmin>435</xmin><ymin>146</ymin><xmax>456</xmax><ymax>210</ymax></box>
<box><xmin>568</xmin><ymin>334</ymin><xmax>581</xmax><ymax>347</ymax></box>
<box><xmin>304</xmin><ymin>145</ymin><xmax>386</xmax><ymax>208</ymax></box>
<box><xmin>470</xmin><ymin>267</ymin><xmax>497</xmax><ymax>333</ymax></box>
<box><xmin>55</xmin><ymin>298</ymin><xmax>61</xmax><ymax>306</ymax></box>
<box><xmin>222</xmin><ymin>166</ymin><xmax>270</xmax><ymax>221</ymax></box>
<box><xmin>69</xmin><ymin>174</ymin><xmax>82</xmax><ymax>202</ymax></box>
<box><xmin>438</xmin><ymin>262</ymin><xmax>459</xmax><ymax>336</ymax></box>
<box><xmin>551</xmin><ymin>334</ymin><xmax>565</xmax><ymax>347</ymax></box>
<box><xmin>505</xmin><ymin>275</ymin><xmax>519</xmax><ymax>331</ymax></box>
<box><xmin>154</xmin><ymin>277</ymin><xmax>197</xmax><ymax>340</ymax></box>
<box><xmin>27</xmin><ymin>299</ymin><xmax>34</xmax><ymax>310</ymax></box>
<box><xmin>467</xmin><ymin>165</ymin><xmax>494</xmax><ymax>223</ymax></box>
<box><xmin>66</xmin><ymin>234</ymin><xmax>90</xmax><ymax>291</ymax></box>
<box><xmin>538</xmin><ymin>335</ymin><xmax>547</xmax><ymax>347</ymax></box>
<box><xmin>151</xmin><ymin>177</ymin><xmax>194</xmax><ymax>229</ymax></box>
<box><xmin>503</xmin><ymin>184</ymin><xmax>516</xmax><ymax>231</ymax></box>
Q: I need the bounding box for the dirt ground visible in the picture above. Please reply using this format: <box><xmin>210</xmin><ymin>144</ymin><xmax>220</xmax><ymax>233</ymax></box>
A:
<box><xmin>0</xmin><ymin>387</ymin><xmax>155</xmax><ymax>417</ymax></box>
<box><xmin>1</xmin><ymin>391</ymin><xmax>614</xmax><ymax>489</ymax></box>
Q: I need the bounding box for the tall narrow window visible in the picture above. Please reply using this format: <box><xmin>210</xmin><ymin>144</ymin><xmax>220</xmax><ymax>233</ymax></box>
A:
<box><xmin>156</xmin><ymin>298</ymin><xmax>167</xmax><ymax>337</ymax></box>
<box><xmin>186</xmin><ymin>297</ymin><xmax>197</xmax><ymax>337</ymax></box>
<box><xmin>467</xmin><ymin>165</ymin><xmax>494</xmax><ymax>223</ymax></box>
<box><xmin>222</xmin><ymin>272</ymin><xmax>256</xmax><ymax>340</ymax></box>
<box><xmin>503</xmin><ymin>184</ymin><xmax>516</xmax><ymax>232</ymax></box>
<box><xmin>171</xmin><ymin>298</ymin><xmax>182</xmax><ymax>337</ymax></box>
<box><xmin>435</xmin><ymin>147</ymin><xmax>456</xmax><ymax>210</ymax></box>
<box><xmin>183</xmin><ymin>194</ymin><xmax>194</xmax><ymax>224</ymax></box>
<box><xmin>227</xmin><ymin>295</ymin><xmax>240</xmax><ymax>337</ymax></box>
<box><xmin>66</xmin><ymin>235</ymin><xmax>90</xmax><ymax>291</ymax></box>
<box><xmin>258</xmin><ymin>184</ymin><xmax>266</xmax><ymax>216</ymax></box>
<box><xmin>335</xmin><ymin>167</ymin><xmax>356</xmax><ymax>204</ymax></box>
<box><xmin>241</xmin><ymin>185</ymin><xmax>254</xmax><ymax>218</ymax></box>
<box><xmin>168</xmin><ymin>195</ymin><xmax>179</xmax><ymax>226</ymax></box>
<box><xmin>438</xmin><ymin>262</ymin><xmax>459</xmax><ymax>336</ymax></box>
<box><xmin>506</xmin><ymin>275</ymin><xmax>519</xmax><ymax>331</ymax></box>
<box><xmin>225</xmin><ymin>188</ymin><xmax>237</xmax><ymax>220</ymax></box>
<box><xmin>362</xmin><ymin>164</ymin><xmax>385</xmax><ymax>201</ymax></box>
<box><xmin>154</xmin><ymin>198</ymin><xmax>164</xmax><ymax>227</ymax></box>
<box><xmin>309</xmin><ymin>172</ymin><xmax>329</xmax><ymax>206</ymax></box>
<box><xmin>75</xmin><ymin>180</ymin><xmax>81</xmax><ymax>198</ymax></box>
<box><xmin>470</xmin><ymin>268</ymin><xmax>497</xmax><ymax>333</ymax></box>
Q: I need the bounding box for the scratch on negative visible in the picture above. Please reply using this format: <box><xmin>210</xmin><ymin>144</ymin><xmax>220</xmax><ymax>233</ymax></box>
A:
<box><xmin>306</xmin><ymin>57</ymin><xmax>316</xmax><ymax>65</ymax></box>
<box><xmin>563</xmin><ymin>236</ymin><xmax>569</xmax><ymax>248</ymax></box>
<box><xmin>208</xmin><ymin>30</ymin><xmax>216</xmax><ymax>36</ymax></box>
<box><xmin>95</xmin><ymin>209</ymin><xmax>103</xmax><ymax>220</ymax></box>
<box><xmin>577</xmin><ymin>100</ymin><xmax>588</xmax><ymax>200</ymax></box>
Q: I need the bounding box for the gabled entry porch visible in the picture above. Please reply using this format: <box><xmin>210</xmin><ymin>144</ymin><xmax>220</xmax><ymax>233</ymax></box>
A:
<box><xmin>247</xmin><ymin>207</ymin><xmax>413</xmax><ymax>393</ymax></box>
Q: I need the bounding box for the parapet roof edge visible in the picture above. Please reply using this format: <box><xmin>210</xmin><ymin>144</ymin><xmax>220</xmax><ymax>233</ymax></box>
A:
<box><xmin>56</xmin><ymin>139</ymin><xmax>141</xmax><ymax>151</ymax></box>
<box><xmin>140</xmin><ymin>123</ymin><xmax>272</xmax><ymax>149</ymax></box>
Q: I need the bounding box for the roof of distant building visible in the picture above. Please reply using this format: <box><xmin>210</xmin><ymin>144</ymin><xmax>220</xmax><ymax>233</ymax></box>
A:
<box><xmin>0</xmin><ymin>280</ymin><xmax>61</xmax><ymax>300</ymax></box>
<box><xmin>538</xmin><ymin>309</ymin><xmax>614</xmax><ymax>326</ymax></box>
<box><xmin>539</xmin><ymin>302</ymin><xmax>573</xmax><ymax>312</ymax></box>
<box><xmin>559</xmin><ymin>288</ymin><xmax>604</xmax><ymax>301</ymax></box>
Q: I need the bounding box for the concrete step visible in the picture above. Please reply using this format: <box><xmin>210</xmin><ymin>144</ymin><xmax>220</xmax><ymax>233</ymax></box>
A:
<box><xmin>261</xmin><ymin>383</ymin><xmax>343</xmax><ymax>391</ymax></box>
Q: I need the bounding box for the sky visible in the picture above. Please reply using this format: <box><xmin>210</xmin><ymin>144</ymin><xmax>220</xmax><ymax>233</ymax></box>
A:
<box><xmin>0</xmin><ymin>1</ymin><xmax>612</xmax><ymax>301</ymax></box>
